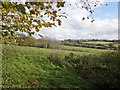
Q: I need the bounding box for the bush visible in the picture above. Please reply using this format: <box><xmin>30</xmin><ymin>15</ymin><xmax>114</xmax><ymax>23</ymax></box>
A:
<box><xmin>48</xmin><ymin>53</ymin><xmax>64</xmax><ymax>67</ymax></box>
<box><xmin>64</xmin><ymin>52</ymin><xmax>120</xmax><ymax>89</ymax></box>
<box><xmin>94</xmin><ymin>52</ymin><xmax>120</xmax><ymax>89</ymax></box>
<box><xmin>64</xmin><ymin>53</ymin><xmax>82</xmax><ymax>68</ymax></box>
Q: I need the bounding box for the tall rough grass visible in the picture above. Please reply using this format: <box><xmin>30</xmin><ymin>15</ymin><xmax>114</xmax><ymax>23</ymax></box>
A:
<box><xmin>63</xmin><ymin>51</ymin><xmax>120</xmax><ymax>89</ymax></box>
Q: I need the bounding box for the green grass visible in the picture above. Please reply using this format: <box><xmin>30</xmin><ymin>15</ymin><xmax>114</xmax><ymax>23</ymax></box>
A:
<box><xmin>114</xmin><ymin>43</ymin><xmax>119</xmax><ymax>47</ymax></box>
<box><xmin>82</xmin><ymin>41</ymin><xmax>113</xmax><ymax>44</ymax></box>
<box><xmin>62</xmin><ymin>45</ymin><xmax>112</xmax><ymax>53</ymax></box>
<box><xmin>2</xmin><ymin>44</ymin><xmax>117</xmax><ymax>88</ymax></box>
<box><xmin>2</xmin><ymin>45</ymin><xmax>92</xmax><ymax>88</ymax></box>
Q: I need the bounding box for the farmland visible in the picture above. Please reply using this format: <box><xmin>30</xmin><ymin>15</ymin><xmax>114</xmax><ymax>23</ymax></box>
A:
<box><xmin>2</xmin><ymin>42</ymin><xmax>120</xmax><ymax>89</ymax></box>
<box><xmin>1</xmin><ymin>1</ymin><xmax>120</xmax><ymax>89</ymax></box>
<box><xmin>62</xmin><ymin>39</ymin><xmax>119</xmax><ymax>50</ymax></box>
<box><xmin>61</xmin><ymin>45</ymin><xmax>112</xmax><ymax>53</ymax></box>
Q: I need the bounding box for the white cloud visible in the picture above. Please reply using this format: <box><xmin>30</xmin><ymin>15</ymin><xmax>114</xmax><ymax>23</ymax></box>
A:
<box><xmin>65</xmin><ymin>0</ymin><xmax>119</xmax><ymax>3</ymax></box>
<box><xmin>22</xmin><ymin>0</ymin><xmax>117</xmax><ymax>40</ymax></box>
<box><xmin>99</xmin><ymin>0</ymin><xmax>119</xmax><ymax>2</ymax></box>
<box><xmin>39</xmin><ymin>9</ymin><xmax>118</xmax><ymax>40</ymax></box>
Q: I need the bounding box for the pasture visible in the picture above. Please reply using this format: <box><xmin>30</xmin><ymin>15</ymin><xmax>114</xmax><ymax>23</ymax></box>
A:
<box><xmin>2</xmin><ymin>44</ymin><xmax>119</xmax><ymax>89</ymax></box>
<box><xmin>81</xmin><ymin>41</ymin><xmax>113</xmax><ymax>44</ymax></box>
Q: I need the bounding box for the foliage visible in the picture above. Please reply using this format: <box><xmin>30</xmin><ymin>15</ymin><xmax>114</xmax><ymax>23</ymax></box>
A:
<box><xmin>64</xmin><ymin>52</ymin><xmax>120</xmax><ymax>89</ymax></box>
<box><xmin>37</xmin><ymin>38</ymin><xmax>62</xmax><ymax>49</ymax></box>
<box><xmin>1</xmin><ymin>0</ymin><xmax>103</xmax><ymax>43</ymax></box>
<box><xmin>1</xmin><ymin>1</ymin><xmax>66</xmax><ymax>41</ymax></box>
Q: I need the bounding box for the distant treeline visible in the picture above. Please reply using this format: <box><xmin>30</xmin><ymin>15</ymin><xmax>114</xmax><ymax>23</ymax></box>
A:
<box><xmin>3</xmin><ymin>33</ymin><xmax>119</xmax><ymax>50</ymax></box>
<box><xmin>62</xmin><ymin>39</ymin><xmax>119</xmax><ymax>50</ymax></box>
<box><xmin>62</xmin><ymin>39</ymin><xmax>120</xmax><ymax>42</ymax></box>
<box><xmin>3</xmin><ymin>33</ymin><xmax>62</xmax><ymax>49</ymax></box>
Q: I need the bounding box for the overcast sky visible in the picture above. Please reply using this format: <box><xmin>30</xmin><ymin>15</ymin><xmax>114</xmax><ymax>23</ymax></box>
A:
<box><xmin>18</xmin><ymin>0</ymin><xmax>119</xmax><ymax>40</ymax></box>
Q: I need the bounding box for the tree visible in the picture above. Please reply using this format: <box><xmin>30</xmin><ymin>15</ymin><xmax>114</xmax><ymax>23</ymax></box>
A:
<box><xmin>1</xmin><ymin>1</ymin><xmax>66</xmax><ymax>42</ymax></box>
<box><xmin>1</xmin><ymin>0</ymin><xmax>101</xmax><ymax>43</ymax></box>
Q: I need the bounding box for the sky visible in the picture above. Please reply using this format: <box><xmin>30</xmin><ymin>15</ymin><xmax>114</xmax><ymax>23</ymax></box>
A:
<box><xmin>13</xmin><ymin>0</ymin><xmax>119</xmax><ymax>40</ymax></box>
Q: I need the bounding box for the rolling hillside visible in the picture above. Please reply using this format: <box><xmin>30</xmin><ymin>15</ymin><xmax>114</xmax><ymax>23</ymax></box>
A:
<box><xmin>2</xmin><ymin>45</ymin><xmax>119</xmax><ymax>89</ymax></box>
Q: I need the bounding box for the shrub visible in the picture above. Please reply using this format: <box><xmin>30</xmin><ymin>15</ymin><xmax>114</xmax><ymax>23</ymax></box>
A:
<box><xmin>64</xmin><ymin>52</ymin><xmax>120</xmax><ymax>89</ymax></box>
<box><xmin>82</xmin><ymin>52</ymin><xmax>120</xmax><ymax>89</ymax></box>
<box><xmin>65</xmin><ymin>53</ymin><xmax>80</xmax><ymax>66</ymax></box>
<box><xmin>48</xmin><ymin>53</ymin><xmax>63</xmax><ymax>67</ymax></box>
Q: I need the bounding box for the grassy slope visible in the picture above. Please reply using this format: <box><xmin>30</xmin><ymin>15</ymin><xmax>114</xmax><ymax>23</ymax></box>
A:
<box><xmin>2</xmin><ymin>45</ymin><xmax>92</xmax><ymax>88</ymax></box>
<box><xmin>2</xmin><ymin>45</ymin><xmax>113</xmax><ymax>88</ymax></box>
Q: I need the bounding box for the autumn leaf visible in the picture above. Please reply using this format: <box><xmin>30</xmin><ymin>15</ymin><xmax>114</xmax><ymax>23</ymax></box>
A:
<box><xmin>56</xmin><ymin>19</ymin><xmax>61</xmax><ymax>26</ymax></box>
<box><xmin>82</xmin><ymin>17</ymin><xmax>85</xmax><ymax>20</ymax></box>
<box><xmin>91</xmin><ymin>19</ymin><xmax>95</xmax><ymax>23</ymax></box>
<box><xmin>31</xmin><ymin>24</ymin><xmax>34</xmax><ymax>28</ymax></box>
<box><xmin>38</xmin><ymin>34</ymin><xmax>44</xmax><ymax>38</ymax></box>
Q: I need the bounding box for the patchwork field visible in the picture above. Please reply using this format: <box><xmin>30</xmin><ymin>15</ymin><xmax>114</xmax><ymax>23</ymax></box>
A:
<box><xmin>82</xmin><ymin>41</ymin><xmax>113</xmax><ymax>44</ymax></box>
<box><xmin>62</xmin><ymin>45</ymin><xmax>112</xmax><ymax>53</ymax></box>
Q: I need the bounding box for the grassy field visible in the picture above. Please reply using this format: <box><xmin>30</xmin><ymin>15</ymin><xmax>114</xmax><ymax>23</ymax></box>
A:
<box><xmin>81</xmin><ymin>41</ymin><xmax>113</xmax><ymax>44</ymax></box>
<box><xmin>62</xmin><ymin>45</ymin><xmax>112</xmax><ymax>53</ymax></box>
<box><xmin>2</xmin><ymin>44</ymin><xmax>119</xmax><ymax>89</ymax></box>
<box><xmin>2</xmin><ymin>45</ymin><xmax>91</xmax><ymax>88</ymax></box>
